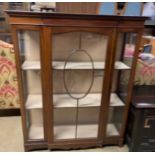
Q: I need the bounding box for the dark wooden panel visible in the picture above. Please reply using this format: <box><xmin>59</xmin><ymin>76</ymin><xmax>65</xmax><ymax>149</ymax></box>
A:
<box><xmin>0</xmin><ymin>109</ymin><xmax>20</xmax><ymax>116</ymax></box>
<box><xmin>6</xmin><ymin>11</ymin><xmax>148</xmax><ymax>21</ymax></box>
<box><xmin>127</xmin><ymin>102</ymin><xmax>155</xmax><ymax>151</ymax></box>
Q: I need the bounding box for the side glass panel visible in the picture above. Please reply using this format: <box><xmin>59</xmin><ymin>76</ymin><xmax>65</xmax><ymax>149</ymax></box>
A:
<box><xmin>134</xmin><ymin>29</ymin><xmax>155</xmax><ymax>96</ymax></box>
<box><xmin>52</xmin><ymin>31</ymin><xmax>109</xmax><ymax>140</ymax></box>
<box><xmin>106</xmin><ymin>32</ymin><xmax>137</xmax><ymax>137</ymax></box>
<box><xmin>18</xmin><ymin>30</ymin><xmax>44</xmax><ymax>140</ymax></box>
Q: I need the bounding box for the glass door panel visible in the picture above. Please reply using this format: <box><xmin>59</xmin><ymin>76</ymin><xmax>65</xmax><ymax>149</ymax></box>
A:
<box><xmin>54</xmin><ymin>108</ymin><xmax>76</xmax><ymax>139</ymax></box>
<box><xmin>106</xmin><ymin>32</ymin><xmax>138</xmax><ymax>137</ymax></box>
<box><xmin>52</xmin><ymin>30</ymin><xmax>109</xmax><ymax>140</ymax></box>
<box><xmin>77</xmin><ymin>107</ymin><xmax>100</xmax><ymax>138</ymax></box>
<box><xmin>18</xmin><ymin>30</ymin><xmax>44</xmax><ymax>140</ymax></box>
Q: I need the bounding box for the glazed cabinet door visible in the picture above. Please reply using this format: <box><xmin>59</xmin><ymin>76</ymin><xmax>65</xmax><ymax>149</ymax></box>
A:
<box><xmin>49</xmin><ymin>27</ymin><xmax>114</xmax><ymax>148</ymax></box>
<box><xmin>104</xmin><ymin>29</ymin><xmax>142</xmax><ymax>142</ymax></box>
<box><xmin>14</xmin><ymin>28</ymin><xmax>45</xmax><ymax>143</ymax></box>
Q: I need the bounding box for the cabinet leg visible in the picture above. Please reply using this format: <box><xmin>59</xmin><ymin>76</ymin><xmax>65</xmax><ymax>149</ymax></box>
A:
<box><xmin>118</xmin><ymin>139</ymin><xmax>124</xmax><ymax>147</ymax></box>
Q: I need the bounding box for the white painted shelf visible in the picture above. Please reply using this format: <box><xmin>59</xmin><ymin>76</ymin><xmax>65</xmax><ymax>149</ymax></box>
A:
<box><xmin>29</xmin><ymin>125</ymin><xmax>44</xmax><ymax>140</ymax></box>
<box><xmin>110</xmin><ymin>93</ymin><xmax>124</xmax><ymax>107</ymax></box>
<box><xmin>28</xmin><ymin>123</ymin><xmax>119</xmax><ymax>140</ymax></box>
<box><xmin>53</xmin><ymin>61</ymin><xmax>105</xmax><ymax>69</ymax></box>
<box><xmin>53</xmin><ymin>61</ymin><xmax>130</xmax><ymax>70</ymax></box>
<box><xmin>22</xmin><ymin>60</ymin><xmax>130</xmax><ymax>70</ymax></box>
<box><xmin>106</xmin><ymin>124</ymin><xmax>119</xmax><ymax>136</ymax></box>
<box><xmin>25</xmin><ymin>93</ymin><xmax>124</xmax><ymax>109</ymax></box>
<box><xmin>26</xmin><ymin>94</ymin><xmax>42</xmax><ymax>109</ymax></box>
<box><xmin>54</xmin><ymin>124</ymin><xmax>98</xmax><ymax>139</ymax></box>
<box><xmin>142</xmin><ymin>35</ymin><xmax>155</xmax><ymax>40</ymax></box>
<box><xmin>22</xmin><ymin>61</ymin><xmax>40</xmax><ymax>70</ymax></box>
<box><xmin>115</xmin><ymin>61</ymin><xmax>130</xmax><ymax>70</ymax></box>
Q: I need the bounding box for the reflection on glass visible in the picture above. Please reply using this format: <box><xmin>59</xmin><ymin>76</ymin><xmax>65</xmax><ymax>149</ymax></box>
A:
<box><xmin>52</xmin><ymin>31</ymin><xmax>108</xmax><ymax>140</ymax></box>
<box><xmin>77</xmin><ymin>107</ymin><xmax>100</xmax><ymax>138</ymax></box>
<box><xmin>54</xmin><ymin>108</ymin><xmax>76</xmax><ymax>139</ymax></box>
<box><xmin>106</xmin><ymin>107</ymin><xmax>124</xmax><ymax>136</ymax></box>
<box><xmin>106</xmin><ymin>32</ymin><xmax>137</xmax><ymax>137</ymax></box>
<box><xmin>26</xmin><ymin>109</ymin><xmax>44</xmax><ymax>140</ymax></box>
<box><xmin>119</xmin><ymin>33</ymin><xmax>137</xmax><ymax>101</ymax></box>
<box><xmin>18</xmin><ymin>30</ymin><xmax>44</xmax><ymax>140</ymax></box>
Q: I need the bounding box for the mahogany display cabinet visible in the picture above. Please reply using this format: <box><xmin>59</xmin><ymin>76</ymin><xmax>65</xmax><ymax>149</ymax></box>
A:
<box><xmin>6</xmin><ymin>11</ymin><xmax>147</xmax><ymax>151</ymax></box>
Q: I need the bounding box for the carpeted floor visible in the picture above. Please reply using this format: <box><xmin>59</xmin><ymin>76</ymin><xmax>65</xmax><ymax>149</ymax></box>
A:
<box><xmin>0</xmin><ymin>116</ymin><xmax>128</xmax><ymax>152</ymax></box>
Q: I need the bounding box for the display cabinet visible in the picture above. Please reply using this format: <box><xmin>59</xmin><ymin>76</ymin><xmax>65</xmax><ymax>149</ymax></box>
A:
<box><xmin>6</xmin><ymin>11</ymin><xmax>147</xmax><ymax>151</ymax></box>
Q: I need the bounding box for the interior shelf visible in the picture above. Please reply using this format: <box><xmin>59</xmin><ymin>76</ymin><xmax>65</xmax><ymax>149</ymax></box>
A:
<box><xmin>29</xmin><ymin>125</ymin><xmax>44</xmax><ymax>139</ymax></box>
<box><xmin>25</xmin><ymin>93</ymin><xmax>124</xmax><ymax>109</ymax></box>
<box><xmin>28</xmin><ymin>123</ymin><xmax>119</xmax><ymax>140</ymax></box>
<box><xmin>53</xmin><ymin>61</ymin><xmax>130</xmax><ymax>70</ymax></box>
<box><xmin>54</xmin><ymin>124</ymin><xmax>98</xmax><ymax>139</ymax></box>
<box><xmin>22</xmin><ymin>60</ymin><xmax>130</xmax><ymax>70</ymax></box>
<box><xmin>142</xmin><ymin>35</ymin><xmax>155</xmax><ymax>39</ymax></box>
<box><xmin>22</xmin><ymin>61</ymin><xmax>40</xmax><ymax>70</ymax></box>
<box><xmin>106</xmin><ymin>124</ymin><xmax>119</xmax><ymax>136</ymax></box>
<box><xmin>26</xmin><ymin>94</ymin><xmax>42</xmax><ymax>109</ymax></box>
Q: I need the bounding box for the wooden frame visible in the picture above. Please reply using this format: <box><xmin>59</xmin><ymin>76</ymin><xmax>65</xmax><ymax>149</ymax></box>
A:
<box><xmin>6</xmin><ymin>11</ymin><xmax>147</xmax><ymax>151</ymax></box>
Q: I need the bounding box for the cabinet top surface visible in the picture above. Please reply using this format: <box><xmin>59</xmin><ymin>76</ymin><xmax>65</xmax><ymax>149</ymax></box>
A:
<box><xmin>6</xmin><ymin>10</ymin><xmax>148</xmax><ymax>21</ymax></box>
<box><xmin>132</xmin><ymin>96</ymin><xmax>155</xmax><ymax>108</ymax></box>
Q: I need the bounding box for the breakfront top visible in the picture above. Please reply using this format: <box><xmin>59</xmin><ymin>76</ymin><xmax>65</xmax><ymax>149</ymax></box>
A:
<box><xmin>6</xmin><ymin>11</ymin><xmax>147</xmax><ymax>28</ymax></box>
